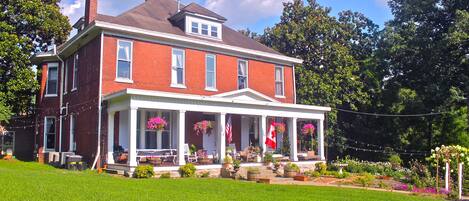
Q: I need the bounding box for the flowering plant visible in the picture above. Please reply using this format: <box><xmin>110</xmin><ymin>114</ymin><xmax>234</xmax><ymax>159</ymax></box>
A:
<box><xmin>302</xmin><ymin>123</ymin><xmax>315</xmax><ymax>135</ymax></box>
<box><xmin>147</xmin><ymin>117</ymin><xmax>167</xmax><ymax>132</ymax></box>
<box><xmin>193</xmin><ymin>120</ymin><xmax>214</xmax><ymax>136</ymax></box>
<box><xmin>273</xmin><ymin>122</ymin><xmax>286</xmax><ymax>134</ymax></box>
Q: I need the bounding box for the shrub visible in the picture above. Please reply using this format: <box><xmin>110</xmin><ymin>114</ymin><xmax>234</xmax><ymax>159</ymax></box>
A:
<box><xmin>200</xmin><ymin>171</ymin><xmax>210</xmax><ymax>178</ymax></box>
<box><xmin>179</xmin><ymin>163</ymin><xmax>196</xmax><ymax>178</ymax></box>
<box><xmin>223</xmin><ymin>155</ymin><xmax>233</xmax><ymax>164</ymax></box>
<box><xmin>354</xmin><ymin>173</ymin><xmax>375</xmax><ymax>187</ymax></box>
<box><xmin>160</xmin><ymin>172</ymin><xmax>171</xmax><ymax>179</ymax></box>
<box><xmin>284</xmin><ymin>163</ymin><xmax>300</xmax><ymax>172</ymax></box>
<box><xmin>378</xmin><ymin>181</ymin><xmax>391</xmax><ymax>189</ymax></box>
<box><xmin>334</xmin><ymin>171</ymin><xmax>350</xmax><ymax>179</ymax></box>
<box><xmin>263</xmin><ymin>153</ymin><xmax>275</xmax><ymax>163</ymax></box>
<box><xmin>315</xmin><ymin>163</ymin><xmax>327</xmax><ymax>174</ymax></box>
<box><xmin>304</xmin><ymin>170</ymin><xmax>321</xmax><ymax>178</ymax></box>
<box><xmin>133</xmin><ymin>165</ymin><xmax>154</xmax><ymax>179</ymax></box>
<box><xmin>388</xmin><ymin>154</ymin><xmax>402</xmax><ymax>168</ymax></box>
<box><xmin>233</xmin><ymin>159</ymin><xmax>241</xmax><ymax>170</ymax></box>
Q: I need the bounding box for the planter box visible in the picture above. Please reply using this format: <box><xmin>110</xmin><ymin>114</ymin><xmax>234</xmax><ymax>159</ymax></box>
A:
<box><xmin>258</xmin><ymin>178</ymin><xmax>271</xmax><ymax>184</ymax></box>
<box><xmin>294</xmin><ymin>175</ymin><xmax>309</xmax><ymax>181</ymax></box>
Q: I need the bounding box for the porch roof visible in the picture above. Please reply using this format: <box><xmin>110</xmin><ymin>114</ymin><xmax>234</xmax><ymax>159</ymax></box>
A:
<box><xmin>104</xmin><ymin>89</ymin><xmax>331</xmax><ymax>115</ymax></box>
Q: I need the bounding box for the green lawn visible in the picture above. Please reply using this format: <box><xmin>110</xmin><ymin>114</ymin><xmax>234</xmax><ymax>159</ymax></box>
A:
<box><xmin>0</xmin><ymin>160</ymin><xmax>444</xmax><ymax>201</ymax></box>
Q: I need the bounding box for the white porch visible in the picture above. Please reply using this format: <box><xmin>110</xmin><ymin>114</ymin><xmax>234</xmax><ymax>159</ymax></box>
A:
<box><xmin>104</xmin><ymin>88</ymin><xmax>330</xmax><ymax>172</ymax></box>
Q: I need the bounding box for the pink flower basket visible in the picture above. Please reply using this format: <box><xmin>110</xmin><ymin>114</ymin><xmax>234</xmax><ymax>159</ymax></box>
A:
<box><xmin>273</xmin><ymin>122</ymin><xmax>286</xmax><ymax>134</ymax></box>
<box><xmin>194</xmin><ymin>120</ymin><xmax>214</xmax><ymax>136</ymax></box>
<box><xmin>302</xmin><ymin>124</ymin><xmax>316</xmax><ymax>136</ymax></box>
<box><xmin>147</xmin><ymin>117</ymin><xmax>167</xmax><ymax>132</ymax></box>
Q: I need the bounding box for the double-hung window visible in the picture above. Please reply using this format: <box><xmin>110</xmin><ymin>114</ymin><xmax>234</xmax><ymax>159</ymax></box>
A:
<box><xmin>205</xmin><ymin>54</ymin><xmax>216</xmax><ymax>90</ymax></box>
<box><xmin>69</xmin><ymin>115</ymin><xmax>76</xmax><ymax>152</ymax></box>
<box><xmin>46</xmin><ymin>63</ymin><xmax>58</xmax><ymax>96</ymax></box>
<box><xmin>238</xmin><ymin>60</ymin><xmax>248</xmax><ymax>89</ymax></box>
<box><xmin>211</xmin><ymin>26</ymin><xmax>218</xmax><ymax>37</ymax></box>
<box><xmin>275</xmin><ymin>65</ymin><xmax>285</xmax><ymax>97</ymax></box>
<box><xmin>44</xmin><ymin>117</ymin><xmax>56</xmax><ymax>151</ymax></box>
<box><xmin>191</xmin><ymin>22</ymin><xmax>199</xmax><ymax>33</ymax></box>
<box><xmin>72</xmin><ymin>54</ymin><xmax>78</xmax><ymax>91</ymax></box>
<box><xmin>116</xmin><ymin>40</ymin><xmax>133</xmax><ymax>81</ymax></box>
<box><xmin>171</xmin><ymin>48</ymin><xmax>185</xmax><ymax>87</ymax></box>
<box><xmin>201</xmin><ymin>24</ymin><xmax>209</xmax><ymax>35</ymax></box>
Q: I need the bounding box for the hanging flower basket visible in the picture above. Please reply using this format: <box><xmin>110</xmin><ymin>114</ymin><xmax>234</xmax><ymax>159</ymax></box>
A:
<box><xmin>301</xmin><ymin>123</ymin><xmax>316</xmax><ymax>136</ymax></box>
<box><xmin>194</xmin><ymin>120</ymin><xmax>214</xmax><ymax>136</ymax></box>
<box><xmin>273</xmin><ymin>122</ymin><xmax>286</xmax><ymax>134</ymax></box>
<box><xmin>147</xmin><ymin>117</ymin><xmax>167</xmax><ymax>132</ymax></box>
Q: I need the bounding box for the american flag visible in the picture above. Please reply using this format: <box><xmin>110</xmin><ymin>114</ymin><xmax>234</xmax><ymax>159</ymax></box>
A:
<box><xmin>226</xmin><ymin>115</ymin><xmax>232</xmax><ymax>144</ymax></box>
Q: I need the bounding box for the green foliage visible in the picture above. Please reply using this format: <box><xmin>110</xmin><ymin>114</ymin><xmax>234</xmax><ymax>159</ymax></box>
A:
<box><xmin>246</xmin><ymin>167</ymin><xmax>260</xmax><ymax>174</ymax></box>
<box><xmin>233</xmin><ymin>159</ymin><xmax>241</xmax><ymax>170</ymax></box>
<box><xmin>189</xmin><ymin>144</ymin><xmax>197</xmax><ymax>155</ymax></box>
<box><xmin>284</xmin><ymin>163</ymin><xmax>300</xmax><ymax>172</ymax></box>
<box><xmin>0</xmin><ymin>0</ymin><xmax>71</xmax><ymax>115</ymax></box>
<box><xmin>0</xmin><ymin>100</ymin><xmax>11</xmax><ymax>123</ymax></box>
<box><xmin>354</xmin><ymin>173</ymin><xmax>375</xmax><ymax>187</ymax></box>
<box><xmin>199</xmin><ymin>171</ymin><xmax>210</xmax><ymax>178</ymax></box>
<box><xmin>133</xmin><ymin>165</ymin><xmax>154</xmax><ymax>179</ymax></box>
<box><xmin>315</xmin><ymin>163</ymin><xmax>327</xmax><ymax>175</ymax></box>
<box><xmin>178</xmin><ymin>163</ymin><xmax>196</xmax><ymax>178</ymax></box>
<box><xmin>304</xmin><ymin>170</ymin><xmax>321</xmax><ymax>178</ymax></box>
<box><xmin>223</xmin><ymin>155</ymin><xmax>233</xmax><ymax>164</ymax></box>
<box><xmin>263</xmin><ymin>153</ymin><xmax>275</xmax><ymax>163</ymax></box>
<box><xmin>159</xmin><ymin>172</ymin><xmax>171</xmax><ymax>179</ymax></box>
<box><xmin>388</xmin><ymin>154</ymin><xmax>402</xmax><ymax>168</ymax></box>
<box><xmin>334</xmin><ymin>171</ymin><xmax>350</xmax><ymax>179</ymax></box>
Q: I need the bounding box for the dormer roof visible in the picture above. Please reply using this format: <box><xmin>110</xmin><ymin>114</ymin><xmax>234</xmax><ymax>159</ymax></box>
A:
<box><xmin>179</xmin><ymin>3</ymin><xmax>227</xmax><ymax>22</ymax></box>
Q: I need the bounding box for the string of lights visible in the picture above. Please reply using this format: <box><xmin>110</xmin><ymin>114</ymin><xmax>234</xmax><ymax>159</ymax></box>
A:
<box><xmin>329</xmin><ymin>135</ymin><xmax>428</xmax><ymax>154</ymax></box>
<box><xmin>342</xmin><ymin>144</ymin><xmax>430</xmax><ymax>156</ymax></box>
<box><xmin>334</xmin><ymin>108</ymin><xmax>448</xmax><ymax>117</ymax></box>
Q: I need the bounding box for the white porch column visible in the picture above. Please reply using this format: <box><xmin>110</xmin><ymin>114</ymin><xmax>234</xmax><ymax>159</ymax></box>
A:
<box><xmin>177</xmin><ymin>110</ymin><xmax>186</xmax><ymax>165</ymax></box>
<box><xmin>217</xmin><ymin>113</ymin><xmax>226</xmax><ymax>164</ymax></box>
<box><xmin>318</xmin><ymin>118</ymin><xmax>325</xmax><ymax>160</ymax></box>
<box><xmin>288</xmin><ymin>117</ymin><xmax>298</xmax><ymax>161</ymax></box>
<box><xmin>157</xmin><ymin>111</ymin><xmax>163</xmax><ymax>149</ymax></box>
<box><xmin>128</xmin><ymin>107</ymin><xmax>138</xmax><ymax>167</ymax></box>
<box><xmin>139</xmin><ymin>110</ymin><xmax>146</xmax><ymax>149</ymax></box>
<box><xmin>259</xmin><ymin>115</ymin><xmax>267</xmax><ymax>155</ymax></box>
<box><xmin>107</xmin><ymin>111</ymin><xmax>115</xmax><ymax>164</ymax></box>
<box><xmin>445</xmin><ymin>162</ymin><xmax>450</xmax><ymax>191</ymax></box>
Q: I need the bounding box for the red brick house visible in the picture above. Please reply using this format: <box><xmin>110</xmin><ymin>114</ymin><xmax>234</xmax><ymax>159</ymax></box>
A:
<box><xmin>32</xmin><ymin>0</ymin><xmax>330</xmax><ymax>173</ymax></box>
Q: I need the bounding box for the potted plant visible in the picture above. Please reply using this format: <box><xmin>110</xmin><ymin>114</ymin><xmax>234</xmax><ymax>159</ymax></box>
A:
<box><xmin>193</xmin><ymin>120</ymin><xmax>214</xmax><ymax>136</ymax></box>
<box><xmin>263</xmin><ymin>153</ymin><xmax>275</xmax><ymax>167</ymax></box>
<box><xmin>273</xmin><ymin>122</ymin><xmax>286</xmax><ymax>134</ymax></box>
<box><xmin>147</xmin><ymin>117</ymin><xmax>167</xmax><ymax>132</ymax></box>
<box><xmin>302</xmin><ymin>123</ymin><xmax>315</xmax><ymax>136</ymax></box>
<box><xmin>222</xmin><ymin>155</ymin><xmax>233</xmax><ymax>169</ymax></box>
<box><xmin>247</xmin><ymin>167</ymin><xmax>260</xmax><ymax>181</ymax></box>
<box><xmin>284</xmin><ymin>163</ymin><xmax>300</xmax><ymax>178</ymax></box>
<box><xmin>233</xmin><ymin>159</ymin><xmax>241</xmax><ymax>173</ymax></box>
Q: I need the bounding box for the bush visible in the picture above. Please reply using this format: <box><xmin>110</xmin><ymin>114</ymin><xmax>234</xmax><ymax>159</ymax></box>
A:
<box><xmin>199</xmin><ymin>171</ymin><xmax>210</xmax><ymax>178</ymax></box>
<box><xmin>263</xmin><ymin>153</ymin><xmax>275</xmax><ymax>163</ymax></box>
<box><xmin>133</xmin><ymin>165</ymin><xmax>154</xmax><ymax>179</ymax></box>
<box><xmin>223</xmin><ymin>155</ymin><xmax>233</xmax><ymax>164</ymax></box>
<box><xmin>284</xmin><ymin>163</ymin><xmax>300</xmax><ymax>172</ymax></box>
<box><xmin>315</xmin><ymin>163</ymin><xmax>327</xmax><ymax>174</ymax></box>
<box><xmin>354</xmin><ymin>173</ymin><xmax>375</xmax><ymax>187</ymax></box>
<box><xmin>304</xmin><ymin>170</ymin><xmax>321</xmax><ymax>178</ymax></box>
<box><xmin>160</xmin><ymin>172</ymin><xmax>171</xmax><ymax>179</ymax></box>
<box><xmin>179</xmin><ymin>163</ymin><xmax>196</xmax><ymax>178</ymax></box>
<box><xmin>388</xmin><ymin>154</ymin><xmax>402</xmax><ymax>168</ymax></box>
<box><xmin>233</xmin><ymin>159</ymin><xmax>241</xmax><ymax>170</ymax></box>
<box><xmin>247</xmin><ymin>167</ymin><xmax>260</xmax><ymax>174</ymax></box>
<box><xmin>334</xmin><ymin>171</ymin><xmax>350</xmax><ymax>179</ymax></box>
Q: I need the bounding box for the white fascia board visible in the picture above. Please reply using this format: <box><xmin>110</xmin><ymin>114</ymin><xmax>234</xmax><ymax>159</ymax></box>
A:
<box><xmin>213</xmin><ymin>88</ymin><xmax>280</xmax><ymax>103</ymax></box>
<box><xmin>94</xmin><ymin>21</ymin><xmax>303</xmax><ymax>65</ymax></box>
<box><xmin>103</xmin><ymin>88</ymin><xmax>331</xmax><ymax>112</ymax></box>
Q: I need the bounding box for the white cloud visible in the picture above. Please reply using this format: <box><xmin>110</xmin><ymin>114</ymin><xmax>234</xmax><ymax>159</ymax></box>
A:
<box><xmin>375</xmin><ymin>0</ymin><xmax>390</xmax><ymax>8</ymax></box>
<box><xmin>204</xmin><ymin>0</ymin><xmax>292</xmax><ymax>28</ymax></box>
<box><xmin>60</xmin><ymin>0</ymin><xmax>84</xmax><ymax>24</ymax></box>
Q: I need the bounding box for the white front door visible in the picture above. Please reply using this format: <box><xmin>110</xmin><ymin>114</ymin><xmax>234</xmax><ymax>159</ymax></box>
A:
<box><xmin>203</xmin><ymin>131</ymin><xmax>217</xmax><ymax>155</ymax></box>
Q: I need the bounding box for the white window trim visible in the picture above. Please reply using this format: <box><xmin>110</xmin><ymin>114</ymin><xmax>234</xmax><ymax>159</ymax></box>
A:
<box><xmin>45</xmin><ymin>62</ymin><xmax>59</xmax><ymax>97</ymax></box>
<box><xmin>72</xmin><ymin>54</ymin><xmax>78</xmax><ymax>92</ymax></box>
<box><xmin>63</xmin><ymin>61</ymin><xmax>68</xmax><ymax>95</ymax></box>
<box><xmin>238</xmin><ymin>59</ymin><xmax>249</xmax><ymax>89</ymax></box>
<box><xmin>171</xmin><ymin>48</ymin><xmax>186</xmax><ymax>88</ymax></box>
<box><xmin>191</xmin><ymin>22</ymin><xmax>199</xmax><ymax>34</ymax></box>
<box><xmin>43</xmin><ymin>116</ymin><xmax>56</xmax><ymax>152</ymax></box>
<box><xmin>69</xmin><ymin>114</ymin><xmax>76</xmax><ymax>152</ymax></box>
<box><xmin>275</xmin><ymin>65</ymin><xmax>285</xmax><ymax>98</ymax></box>
<box><xmin>185</xmin><ymin>16</ymin><xmax>222</xmax><ymax>40</ymax></box>
<box><xmin>115</xmin><ymin>39</ymin><xmax>134</xmax><ymax>82</ymax></box>
<box><xmin>205</xmin><ymin>54</ymin><xmax>217</xmax><ymax>91</ymax></box>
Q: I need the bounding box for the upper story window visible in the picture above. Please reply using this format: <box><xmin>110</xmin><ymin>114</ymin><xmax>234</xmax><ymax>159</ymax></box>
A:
<box><xmin>191</xmin><ymin>22</ymin><xmax>199</xmax><ymax>33</ymax></box>
<box><xmin>45</xmin><ymin>63</ymin><xmax>58</xmax><ymax>96</ymax></box>
<box><xmin>63</xmin><ymin>61</ymin><xmax>68</xmax><ymax>94</ymax></box>
<box><xmin>72</xmin><ymin>54</ymin><xmax>78</xmax><ymax>91</ymax></box>
<box><xmin>201</xmin><ymin>24</ymin><xmax>209</xmax><ymax>35</ymax></box>
<box><xmin>44</xmin><ymin>117</ymin><xmax>56</xmax><ymax>151</ymax></box>
<box><xmin>171</xmin><ymin>48</ymin><xmax>185</xmax><ymax>87</ymax></box>
<box><xmin>116</xmin><ymin>40</ymin><xmax>133</xmax><ymax>82</ymax></box>
<box><xmin>275</xmin><ymin>65</ymin><xmax>285</xmax><ymax>97</ymax></box>
<box><xmin>238</xmin><ymin>60</ymin><xmax>248</xmax><ymax>90</ymax></box>
<box><xmin>211</xmin><ymin>26</ymin><xmax>218</xmax><ymax>38</ymax></box>
<box><xmin>206</xmin><ymin>54</ymin><xmax>216</xmax><ymax>90</ymax></box>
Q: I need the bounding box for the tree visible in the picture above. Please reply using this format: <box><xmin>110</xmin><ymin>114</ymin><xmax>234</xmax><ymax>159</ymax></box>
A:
<box><xmin>0</xmin><ymin>0</ymin><xmax>71</xmax><ymax>115</ymax></box>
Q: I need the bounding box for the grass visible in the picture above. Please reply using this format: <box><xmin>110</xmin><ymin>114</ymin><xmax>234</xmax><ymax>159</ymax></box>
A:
<box><xmin>0</xmin><ymin>160</ymin><xmax>444</xmax><ymax>201</ymax></box>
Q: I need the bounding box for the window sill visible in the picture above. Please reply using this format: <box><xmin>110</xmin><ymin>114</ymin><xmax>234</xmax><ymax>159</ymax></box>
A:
<box><xmin>115</xmin><ymin>79</ymin><xmax>134</xmax><ymax>84</ymax></box>
<box><xmin>44</xmin><ymin>94</ymin><xmax>58</xmax><ymax>98</ymax></box>
<box><xmin>205</xmin><ymin>88</ymin><xmax>218</xmax><ymax>92</ymax></box>
<box><xmin>275</xmin><ymin>95</ymin><xmax>286</xmax><ymax>99</ymax></box>
<box><xmin>171</xmin><ymin>84</ymin><xmax>187</xmax><ymax>89</ymax></box>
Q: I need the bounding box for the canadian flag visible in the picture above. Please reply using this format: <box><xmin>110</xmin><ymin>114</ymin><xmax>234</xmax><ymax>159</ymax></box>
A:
<box><xmin>265</xmin><ymin>123</ymin><xmax>277</xmax><ymax>149</ymax></box>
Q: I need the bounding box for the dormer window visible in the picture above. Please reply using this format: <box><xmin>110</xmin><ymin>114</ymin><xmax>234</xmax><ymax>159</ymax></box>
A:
<box><xmin>201</xmin><ymin>24</ymin><xmax>209</xmax><ymax>35</ymax></box>
<box><xmin>211</xmin><ymin>27</ymin><xmax>218</xmax><ymax>37</ymax></box>
<box><xmin>191</xmin><ymin>22</ymin><xmax>199</xmax><ymax>33</ymax></box>
<box><xmin>184</xmin><ymin>17</ymin><xmax>222</xmax><ymax>40</ymax></box>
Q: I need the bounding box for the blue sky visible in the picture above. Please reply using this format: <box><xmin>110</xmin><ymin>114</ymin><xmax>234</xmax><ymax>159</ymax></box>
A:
<box><xmin>61</xmin><ymin>0</ymin><xmax>393</xmax><ymax>34</ymax></box>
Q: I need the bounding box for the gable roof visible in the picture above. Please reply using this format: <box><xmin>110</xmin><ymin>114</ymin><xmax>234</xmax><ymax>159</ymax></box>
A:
<box><xmin>95</xmin><ymin>0</ymin><xmax>282</xmax><ymax>56</ymax></box>
<box><xmin>213</xmin><ymin>88</ymin><xmax>280</xmax><ymax>103</ymax></box>
<box><xmin>180</xmin><ymin>3</ymin><xmax>227</xmax><ymax>21</ymax></box>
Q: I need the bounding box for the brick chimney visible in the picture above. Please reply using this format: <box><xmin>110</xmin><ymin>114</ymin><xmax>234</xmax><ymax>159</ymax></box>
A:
<box><xmin>84</xmin><ymin>0</ymin><xmax>97</xmax><ymax>26</ymax></box>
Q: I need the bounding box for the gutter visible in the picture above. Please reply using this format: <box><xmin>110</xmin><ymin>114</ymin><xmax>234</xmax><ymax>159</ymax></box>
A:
<box><xmin>91</xmin><ymin>31</ymin><xmax>104</xmax><ymax>170</ymax></box>
<box><xmin>56</xmin><ymin>49</ymin><xmax>65</xmax><ymax>153</ymax></box>
<box><xmin>293</xmin><ymin>64</ymin><xmax>297</xmax><ymax>104</ymax></box>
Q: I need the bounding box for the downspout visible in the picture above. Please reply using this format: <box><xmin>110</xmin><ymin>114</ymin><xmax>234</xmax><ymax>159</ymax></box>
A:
<box><xmin>56</xmin><ymin>46</ymin><xmax>65</xmax><ymax>153</ymax></box>
<box><xmin>92</xmin><ymin>31</ymin><xmax>104</xmax><ymax>170</ymax></box>
<box><xmin>292</xmin><ymin>64</ymin><xmax>297</xmax><ymax>104</ymax></box>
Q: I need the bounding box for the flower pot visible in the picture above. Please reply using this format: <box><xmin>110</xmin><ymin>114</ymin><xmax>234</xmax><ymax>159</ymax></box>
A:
<box><xmin>247</xmin><ymin>172</ymin><xmax>260</xmax><ymax>181</ymax></box>
<box><xmin>284</xmin><ymin>170</ymin><xmax>298</xmax><ymax>178</ymax></box>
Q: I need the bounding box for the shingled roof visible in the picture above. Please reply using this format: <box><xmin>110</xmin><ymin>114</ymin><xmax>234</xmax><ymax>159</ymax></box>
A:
<box><xmin>95</xmin><ymin>0</ymin><xmax>282</xmax><ymax>56</ymax></box>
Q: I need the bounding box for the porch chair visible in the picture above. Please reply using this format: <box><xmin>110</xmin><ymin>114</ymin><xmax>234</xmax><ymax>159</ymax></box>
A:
<box><xmin>184</xmin><ymin>144</ymin><xmax>198</xmax><ymax>163</ymax></box>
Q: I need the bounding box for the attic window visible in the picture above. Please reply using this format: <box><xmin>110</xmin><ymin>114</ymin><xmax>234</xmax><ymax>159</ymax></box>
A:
<box><xmin>186</xmin><ymin>17</ymin><xmax>221</xmax><ymax>40</ymax></box>
<box><xmin>191</xmin><ymin>22</ymin><xmax>199</xmax><ymax>33</ymax></box>
<box><xmin>211</xmin><ymin>27</ymin><xmax>218</xmax><ymax>37</ymax></box>
<box><xmin>201</xmin><ymin>24</ymin><xmax>209</xmax><ymax>35</ymax></box>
